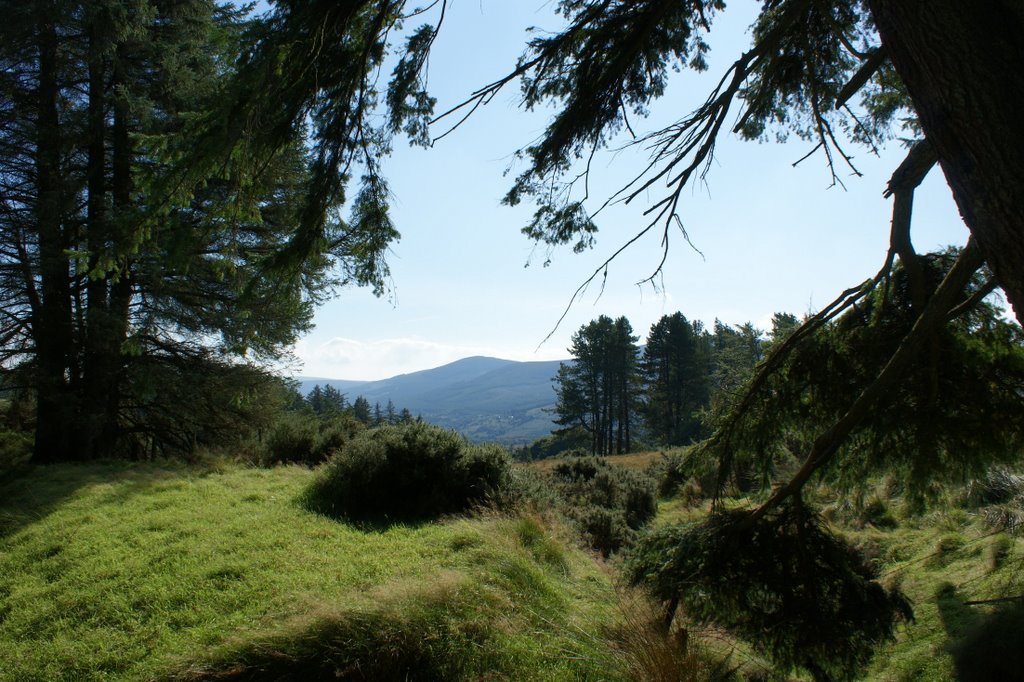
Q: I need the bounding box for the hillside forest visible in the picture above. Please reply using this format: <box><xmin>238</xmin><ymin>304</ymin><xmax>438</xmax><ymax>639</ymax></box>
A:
<box><xmin>2</xmin><ymin>1</ymin><xmax>1024</xmax><ymax>681</ymax></box>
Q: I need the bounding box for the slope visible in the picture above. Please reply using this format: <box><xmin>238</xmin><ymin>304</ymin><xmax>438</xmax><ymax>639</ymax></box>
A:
<box><xmin>298</xmin><ymin>356</ymin><xmax>565</xmax><ymax>444</ymax></box>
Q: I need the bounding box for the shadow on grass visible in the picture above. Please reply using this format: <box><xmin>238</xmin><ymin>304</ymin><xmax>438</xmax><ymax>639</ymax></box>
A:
<box><xmin>936</xmin><ymin>583</ymin><xmax>1024</xmax><ymax>682</ymax></box>
<box><xmin>0</xmin><ymin>460</ymin><xmax>197</xmax><ymax>539</ymax></box>
<box><xmin>300</xmin><ymin>503</ymin><xmax>451</xmax><ymax>533</ymax></box>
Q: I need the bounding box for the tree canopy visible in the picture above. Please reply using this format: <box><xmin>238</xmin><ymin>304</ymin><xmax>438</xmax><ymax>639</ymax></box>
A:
<box><xmin>0</xmin><ymin>0</ymin><xmax>399</xmax><ymax>461</ymax></box>
<box><xmin>553</xmin><ymin>315</ymin><xmax>640</xmax><ymax>455</ymax></box>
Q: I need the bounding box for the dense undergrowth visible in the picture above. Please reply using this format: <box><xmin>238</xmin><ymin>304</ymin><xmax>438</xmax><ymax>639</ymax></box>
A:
<box><xmin>301</xmin><ymin>421</ymin><xmax>512</xmax><ymax>523</ymax></box>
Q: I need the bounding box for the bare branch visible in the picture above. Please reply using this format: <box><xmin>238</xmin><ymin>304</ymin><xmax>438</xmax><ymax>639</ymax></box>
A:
<box><xmin>835</xmin><ymin>47</ymin><xmax>886</xmax><ymax>110</ymax></box>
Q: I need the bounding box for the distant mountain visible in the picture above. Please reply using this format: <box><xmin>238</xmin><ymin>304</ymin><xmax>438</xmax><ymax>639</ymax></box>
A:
<box><xmin>296</xmin><ymin>356</ymin><xmax>566</xmax><ymax>445</ymax></box>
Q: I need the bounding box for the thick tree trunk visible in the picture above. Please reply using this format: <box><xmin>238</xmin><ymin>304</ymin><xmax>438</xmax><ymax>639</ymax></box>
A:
<box><xmin>33</xmin><ymin>8</ymin><xmax>77</xmax><ymax>463</ymax></box>
<box><xmin>868</xmin><ymin>0</ymin><xmax>1024</xmax><ymax>325</ymax></box>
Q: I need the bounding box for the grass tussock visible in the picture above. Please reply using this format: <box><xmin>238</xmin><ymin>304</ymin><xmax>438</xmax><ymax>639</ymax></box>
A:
<box><xmin>166</xmin><ymin>573</ymin><xmax>544</xmax><ymax>681</ymax></box>
<box><xmin>604</xmin><ymin>591</ymin><xmax>747</xmax><ymax>682</ymax></box>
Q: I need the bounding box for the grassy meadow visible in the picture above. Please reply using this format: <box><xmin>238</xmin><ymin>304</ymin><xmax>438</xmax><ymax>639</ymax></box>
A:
<box><xmin>1</xmin><ymin>453</ymin><xmax>1022</xmax><ymax>681</ymax></box>
<box><xmin>0</xmin><ymin>461</ymin><xmax>628</xmax><ymax>681</ymax></box>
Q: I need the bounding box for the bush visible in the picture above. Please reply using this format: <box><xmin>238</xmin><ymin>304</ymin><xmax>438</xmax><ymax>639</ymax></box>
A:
<box><xmin>262</xmin><ymin>413</ymin><xmax>364</xmax><ymax>466</ymax></box>
<box><xmin>303</xmin><ymin>422</ymin><xmax>512</xmax><ymax>522</ymax></box>
<box><xmin>550</xmin><ymin>455</ymin><xmax>658</xmax><ymax>556</ymax></box>
<box><xmin>656</xmin><ymin>451</ymin><xmax>690</xmax><ymax>498</ymax></box>
<box><xmin>626</xmin><ymin>502</ymin><xmax>913</xmax><ymax>681</ymax></box>
<box><xmin>263</xmin><ymin>414</ymin><xmax>319</xmax><ymax>465</ymax></box>
<box><xmin>513</xmin><ymin>429</ymin><xmax>589</xmax><ymax>461</ymax></box>
<box><xmin>0</xmin><ymin>429</ymin><xmax>32</xmax><ymax>475</ymax></box>
<box><xmin>311</xmin><ymin>414</ymin><xmax>364</xmax><ymax>461</ymax></box>
<box><xmin>655</xmin><ymin>447</ymin><xmax>719</xmax><ymax>500</ymax></box>
<box><xmin>577</xmin><ymin>506</ymin><xmax>635</xmax><ymax>557</ymax></box>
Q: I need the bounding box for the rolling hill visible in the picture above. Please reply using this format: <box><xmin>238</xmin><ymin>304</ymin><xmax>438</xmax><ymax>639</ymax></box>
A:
<box><xmin>298</xmin><ymin>356</ymin><xmax>566</xmax><ymax>444</ymax></box>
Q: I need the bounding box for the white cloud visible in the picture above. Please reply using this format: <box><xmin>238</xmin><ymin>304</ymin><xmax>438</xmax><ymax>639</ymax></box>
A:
<box><xmin>292</xmin><ymin>336</ymin><xmax>567</xmax><ymax>381</ymax></box>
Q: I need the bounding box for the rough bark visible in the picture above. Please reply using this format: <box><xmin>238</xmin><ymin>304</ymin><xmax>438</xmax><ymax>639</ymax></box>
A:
<box><xmin>868</xmin><ymin>0</ymin><xmax>1024</xmax><ymax>325</ymax></box>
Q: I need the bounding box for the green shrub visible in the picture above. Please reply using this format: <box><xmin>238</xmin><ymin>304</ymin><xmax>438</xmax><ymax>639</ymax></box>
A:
<box><xmin>621</xmin><ymin>469</ymin><xmax>659</xmax><ymax>529</ymax></box>
<box><xmin>262</xmin><ymin>413</ymin><xmax>364</xmax><ymax>467</ymax></box>
<box><xmin>302</xmin><ymin>422</ymin><xmax>512</xmax><ymax>522</ymax></box>
<box><xmin>656</xmin><ymin>447</ymin><xmax>718</xmax><ymax>500</ymax></box>
<box><xmin>626</xmin><ymin>502</ymin><xmax>913</xmax><ymax>681</ymax></box>
<box><xmin>0</xmin><ymin>429</ymin><xmax>32</xmax><ymax>475</ymax></box>
<box><xmin>653</xmin><ymin>451</ymin><xmax>686</xmax><ymax>498</ymax></box>
<box><xmin>549</xmin><ymin>455</ymin><xmax>658</xmax><ymax>556</ymax></box>
<box><xmin>551</xmin><ymin>451</ymin><xmax>602</xmax><ymax>480</ymax></box>
<box><xmin>311</xmin><ymin>414</ymin><xmax>364</xmax><ymax>461</ymax></box>
<box><xmin>508</xmin><ymin>467</ymin><xmax>562</xmax><ymax>513</ymax></box>
<box><xmin>263</xmin><ymin>414</ymin><xmax>319</xmax><ymax>465</ymax></box>
<box><xmin>577</xmin><ymin>506</ymin><xmax>634</xmax><ymax>557</ymax></box>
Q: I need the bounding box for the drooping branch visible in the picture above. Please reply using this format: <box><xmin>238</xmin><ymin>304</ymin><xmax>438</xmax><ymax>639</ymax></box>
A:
<box><xmin>699</xmin><ymin>260</ymin><xmax>895</xmax><ymax>495</ymax></box>
<box><xmin>737</xmin><ymin>238</ymin><xmax>984</xmax><ymax>530</ymax></box>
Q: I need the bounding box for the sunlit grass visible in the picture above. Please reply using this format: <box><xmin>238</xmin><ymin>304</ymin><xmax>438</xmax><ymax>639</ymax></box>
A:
<box><xmin>0</xmin><ymin>461</ymin><xmax>621</xmax><ymax>681</ymax></box>
<box><xmin>518</xmin><ymin>449</ymin><xmax>670</xmax><ymax>474</ymax></box>
<box><xmin>7</xmin><ymin>457</ymin><xmax>1013</xmax><ymax>680</ymax></box>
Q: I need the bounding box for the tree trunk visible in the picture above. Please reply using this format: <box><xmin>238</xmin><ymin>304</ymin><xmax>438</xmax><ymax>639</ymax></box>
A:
<box><xmin>97</xmin><ymin>63</ymin><xmax>134</xmax><ymax>456</ymax></box>
<box><xmin>32</xmin><ymin>7</ymin><xmax>77</xmax><ymax>463</ymax></box>
<box><xmin>868</xmin><ymin>0</ymin><xmax>1024</xmax><ymax>325</ymax></box>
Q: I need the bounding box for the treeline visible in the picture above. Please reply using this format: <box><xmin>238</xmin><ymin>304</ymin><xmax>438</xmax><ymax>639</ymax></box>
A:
<box><xmin>537</xmin><ymin>311</ymin><xmax>799</xmax><ymax>457</ymax></box>
<box><xmin>300</xmin><ymin>385</ymin><xmax>416</xmax><ymax>428</ymax></box>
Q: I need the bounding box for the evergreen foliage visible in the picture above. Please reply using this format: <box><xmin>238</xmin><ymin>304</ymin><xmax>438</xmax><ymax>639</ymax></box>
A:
<box><xmin>640</xmin><ymin>313</ymin><xmax>711</xmax><ymax>446</ymax></box>
<box><xmin>552</xmin><ymin>316</ymin><xmax>641</xmax><ymax>455</ymax></box>
<box><xmin>0</xmin><ymin>1</ymin><xmax>397</xmax><ymax>462</ymax></box>
<box><xmin>699</xmin><ymin>251</ymin><xmax>1024</xmax><ymax>502</ymax></box>
<box><xmin>626</xmin><ymin>501</ymin><xmax>913</xmax><ymax>681</ymax></box>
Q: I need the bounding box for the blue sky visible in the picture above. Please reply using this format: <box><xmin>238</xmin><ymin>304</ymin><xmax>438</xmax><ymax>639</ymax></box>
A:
<box><xmin>289</xmin><ymin>1</ymin><xmax>969</xmax><ymax>380</ymax></box>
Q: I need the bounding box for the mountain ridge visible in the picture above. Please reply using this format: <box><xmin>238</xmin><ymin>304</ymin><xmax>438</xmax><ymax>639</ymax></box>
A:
<box><xmin>296</xmin><ymin>355</ymin><xmax>566</xmax><ymax>444</ymax></box>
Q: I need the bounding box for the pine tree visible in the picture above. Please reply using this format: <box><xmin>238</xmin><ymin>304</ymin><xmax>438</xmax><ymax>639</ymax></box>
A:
<box><xmin>640</xmin><ymin>313</ymin><xmax>711</xmax><ymax>446</ymax></box>
<box><xmin>352</xmin><ymin>396</ymin><xmax>372</xmax><ymax>425</ymax></box>
<box><xmin>553</xmin><ymin>315</ymin><xmax>640</xmax><ymax>455</ymax></box>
